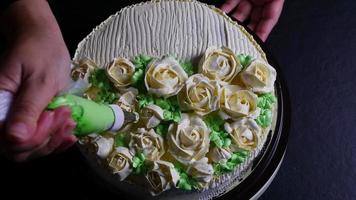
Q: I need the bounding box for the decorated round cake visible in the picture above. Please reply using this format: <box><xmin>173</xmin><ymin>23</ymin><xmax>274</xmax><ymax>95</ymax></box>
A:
<box><xmin>71</xmin><ymin>0</ymin><xmax>278</xmax><ymax>199</ymax></box>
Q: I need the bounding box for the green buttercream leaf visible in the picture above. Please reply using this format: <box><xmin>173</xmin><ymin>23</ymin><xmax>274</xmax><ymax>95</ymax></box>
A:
<box><xmin>204</xmin><ymin>113</ymin><xmax>225</xmax><ymax>132</ymax></box>
<box><xmin>155</xmin><ymin>123</ymin><xmax>169</xmax><ymax>137</ymax></box>
<box><xmin>180</xmin><ymin>61</ymin><xmax>194</xmax><ymax>76</ymax></box>
<box><xmin>133</xmin><ymin>54</ymin><xmax>153</xmax><ymax>70</ymax></box>
<box><xmin>174</xmin><ymin>164</ymin><xmax>199</xmax><ymax>190</ymax></box>
<box><xmin>237</xmin><ymin>54</ymin><xmax>254</xmax><ymax>69</ymax></box>
<box><xmin>155</xmin><ymin>98</ymin><xmax>171</xmax><ymax>110</ymax></box>
<box><xmin>88</xmin><ymin>69</ymin><xmax>118</xmax><ymax>104</ymax></box>
<box><xmin>213</xmin><ymin>149</ymin><xmax>250</xmax><ymax>175</ymax></box>
<box><xmin>114</xmin><ymin>133</ymin><xmax>128</xmax><ymax>147</ymax></box>
<box><xmin>257</xmin><ymin>93</ymin><xmax>276</xmax><ymax>110</ymax></box>
<box><xmin>256</xmin><ymin>109</ymin><xmax>273</xmax><ymax>128</ymax></box>
<box><xmin>132</xmin><ymin>153</ymin><xmax>147</xmax><ymax>175</ymax></box>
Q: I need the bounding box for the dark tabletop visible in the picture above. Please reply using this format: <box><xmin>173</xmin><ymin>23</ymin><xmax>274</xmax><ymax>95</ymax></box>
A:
<box><xmin>0</xmin><ymin>0</ymin><xmax>355</xmax><ymax>199</ymax></box>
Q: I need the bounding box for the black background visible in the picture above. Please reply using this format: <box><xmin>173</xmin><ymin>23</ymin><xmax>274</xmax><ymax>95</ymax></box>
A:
<box><xmin>0</xmin><ymin>0</ymin><xmax>355</xmax><ymax>199</ymax></box>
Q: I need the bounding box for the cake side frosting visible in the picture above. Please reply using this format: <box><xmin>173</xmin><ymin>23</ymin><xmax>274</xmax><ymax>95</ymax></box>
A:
<box><xmin>73</xmin><ymin>1</ymin><xmax>277</xmax><ymax>199</ymax></box>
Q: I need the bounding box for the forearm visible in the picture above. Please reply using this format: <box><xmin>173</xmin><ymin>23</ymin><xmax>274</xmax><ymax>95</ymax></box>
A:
<box><xmin>0</xmin><ymin>0</ymin><xmax>60</xmax><ymax>42</ymax></box>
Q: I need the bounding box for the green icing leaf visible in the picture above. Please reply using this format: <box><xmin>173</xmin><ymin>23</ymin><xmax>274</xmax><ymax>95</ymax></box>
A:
<box><xmin>155</xmin><ymin>98</ymin><xmax>171</xmax><ymax>110</ymax></box>
<box><xmin>204</xmin><ymin>113</ymin><xmax>231</xmax><ymax>148</ymax></box>
<box><xmin>163</xmin><ymin>110</ymin><xmax>181</xmax><ymax>122</ymax></box>
<box><xmin>256</xmin><ymin>93</ymin><xmax>276</xmax><ymax>128</ymax></box>
<box><xmin>132</xmin><ymin>153</ymin><xmax>147</xmax><ymax>175</ymax></box>
<box><xmin>213</xmin><ymin>149</ymin><xmax>250</xmax><ymax>175</ymax></box>
<box><xmin>88</xmin><ymin>69</ymin><xmax>118</xmax><ymax>104</ymax></box>
<box><xmin>155</xmin><ymin>123</ymin><xmax>169</xmax><ymax>137</ymax></box>
<box><xmin>174</xmin><ymin>164</ymin><xmax>199</xmax><ymax>191</ymax></box>
<box><xmin>180</xmin><ymin>62</ymin><xmax>194</xmax><ymax>76</ymax></box>
<box><xmin>133</xmin><ymin>54</ymin><xmax>153</xmax><ymax>70</ymax></box>
<box><xmin>114</xmin><ymin>133</ymin><xmax>128</xmax><ymax>147</ymax></box>
<box><xmin>237</xmin><ymin>54</ymin><xmax>254</xmax><ymax>69</ymax></box>
<box><xmin>256</xmin><ymin>109</ymin><xmax>273</xmax><ymax>128</ymax></box>
<box><xmin>131</xmin><ymin>55</ymin><xmax>153</xmax><ymax>92</ymax></box>
<box><xmin>137</xmin><ymin>94</ymin><xmax>155</xmax><ymax>109</ymax></box>
<box><xmin>204</xmin><ymin>113</ymin><xmax>225</xmax><ymax>132</ymax></box>
<box><xmin>257</xmin><ymin>93</ymin><xmax>276</xmax><ymax>110</ymax></box>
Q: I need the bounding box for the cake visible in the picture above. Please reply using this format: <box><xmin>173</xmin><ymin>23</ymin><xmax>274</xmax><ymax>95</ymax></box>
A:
<box><xmin>71</xmin><ymin>0</ymin><xmax>278</xmax><ymax>199</ymax></box>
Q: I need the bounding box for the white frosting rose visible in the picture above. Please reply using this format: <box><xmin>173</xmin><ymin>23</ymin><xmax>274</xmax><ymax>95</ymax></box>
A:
<box><xmin>107</xmin><ymin>57</ymin><xmax>135</xmax><ymax>87</ymax></box>
<box><xmin>129</xmin><ymin>128</ymin><xmax>165</xmax><ymax>161</ymax></box>
<box><xmin>146</xmin><ymin>160</ymin><xmax>180</xmax><ymax>195</ymax></box>
<box><xmin>178</xmin><ymin>74</ymin><xmax>220</xmax><ymax>116</ymax></box>
<box><xmin>199</xmin><ymin>46</ymin><xmax>242</xmax><ymax>83</ymax></box>
<box><xmin>224</xmin><ymin>118</ymin><xmax>262</xmax><ymax>151</ymax></box>
<box><xmin>145</xmin><ymin>56</ymin><xmax>188</xmax><ymax>98</ymax></box>
<box><xmin>116</xmin><ymin>90</ymin><xmax>137</xmax><ymax>112</ymax></box>
<box><xmin>167</xmin><ymin>114</ymin><xmax>210</xmax><ymax>165</ymax></box>
<box><xmin>140</xmin><ymin>105</ymin><xmax>164</xmax><ymax>129</ymax></box>
<box><xmin>219</xmin><ymin>85</ymin><xmax>260</xmax><ymax>120</ymax></box>
<box><xmin>107</xmin><ymin>147</ymin><xmax>133</xmax><ymax>181</ymax></box>
<box><xmin>187</xmin><ymin>157</ymin><xmax>214</xmax><ymax>188</ymax></box>
<box><xmin>240</xmin><ymin>59</ymin><xmax>276</xmax><ymax>93</ymax></box>
<box><xmin>82</xmin><ymin>135</ymin><xmax>114</xmax><ymax>159</ymax></box>
<box><xmin>208</xmin><ymin>147</ymin><xmax>232</xmax><ymax>164</ymax></box>
<box><xmin>71</xmin><ymin>58</ymin><xmax>96</xmax><ymax>81</ymax></box>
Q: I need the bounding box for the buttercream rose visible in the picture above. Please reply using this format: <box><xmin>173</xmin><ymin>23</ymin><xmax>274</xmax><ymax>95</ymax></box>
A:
<box><xmin>140</xmin><ymin>105</ymin><xmax>164</xmax><ymax>129</ymax></box>
<box><xmin>129</xmin><ymin>128</ymin><xmax>165</xmax><ymax>161</ymax></box>
<box><xmin>146</xmin><ymin>160</ymin><xmax>180</xmax><ymax>195</ymax></box>
<box><xmin>167</xmin><ymin>114</ymin><xmax>210</xmax><ymax>164</ymax></box>
<box><xmin>145</xmin><ymin>56</ymin><xmax>188</xmax><ymax>98</ymax></box>
<box><xmin>224</xmin><ymin>118</ymin><xmax>262</xmax><ymax>151</ymax></box>
<box><xmin>106</xmin><ymin>57</ymin><xmax>135</xmax><ymax>87</ymax></box>
<box><xmin>208</xmin><ymin>147</ymin><xmax>232</xmax><ymax>164</ymax></box>
<box><xmin>71</xmin><ymin>58</ymin><xmax>96</xmax><ymax>81</ymax></box>
<box><xmin>219</xmin><ymin>85</ymin><xmax>260</xmax><ymax>120</ymax></box>
<box><xmin>82</xmin><ymin>135</ymin><xmax>114</xmax><ymax>159</ymax></box>
<box><xmin>199</xmin><ymin>46</ymin><xmax>242</xmax><ymax>83</ymax></box>
<box><xmin>178</xmin><ymin>74</ymin><xmax>220</xmax><ymax>116</ymax></box>
<box><xmin>116</xmin><ymin>90</ymin><xmax>137</xmax><ymax>112</ymax></box>
<box><xmin>107</xmin><ymin>147</ymin><xmax>133</xmax><ymax>181</ymax></box>
<box><xmin>239</xmin><ymin>59</ymin><xmax>276</xmax><ymax>93</ymax></box>
<box><xmin>187</xmin><ymin>157</ymin><xmax>214</xmax><ymax>188</ymax></box>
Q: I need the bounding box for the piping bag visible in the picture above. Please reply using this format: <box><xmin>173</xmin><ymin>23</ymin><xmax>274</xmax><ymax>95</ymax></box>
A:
<box><xmin>0</xmin><ymin>82</ymin><xmax>138</xmax><ymax>136</ymax></box>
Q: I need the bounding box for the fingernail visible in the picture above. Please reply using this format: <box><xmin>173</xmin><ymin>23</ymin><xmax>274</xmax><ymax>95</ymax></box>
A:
<box><xmin>9</xmin><ymin>123</ymin><xmax>31</xmax><ymax>142</ymax></box>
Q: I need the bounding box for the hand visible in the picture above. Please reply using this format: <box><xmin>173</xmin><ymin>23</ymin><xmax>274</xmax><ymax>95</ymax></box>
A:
<box><xmin>221</xmin><ymin>0</ymin><xmax>284</xmax><ymax>42</ymax></box>
<box><xmin>0</xmin><ymin>0</ymin><xmax>77</xmax><ymax>162</ymax></box>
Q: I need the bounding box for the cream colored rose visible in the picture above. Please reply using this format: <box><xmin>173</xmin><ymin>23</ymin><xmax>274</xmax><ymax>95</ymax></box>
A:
<box><xmin>145</xmin><ymin>56</ymin><xmax>188</xmax><ymax>98</ymax></box>
<box><xmin>116</xmin><ymin>91</ymin><xmax>137</xmax><ymax>112</ymax></box>
<box><xmin>178</xmin><ymin>74</ymin><xmax>220</xmax><ymax>116</ymax></box>
<box><xmin>146</xmin><ymin>160</ymin><xmax>180</xmax><ymax>195</ymax></box>
<box><xmin>219</xmin><ymin>85</ymin><xmax>260</xmax><ymax>120</ymax></box>
<box><xmin>82</xmin><ymin>135</ymin><xmax>114</xmax><ymax>159</ymax></box>
<box><xmin>199</xmin><ymin>46</ymin><xmax>242</xmax><ymax>83</ymax></box>
<box><xmin>107</xmin><ymin>57</ymin><xmax>135</xmax><ymax>87</ymax></box>
<box><xmin>240</xmin><ymin>59</ymin><xmax>276</xmax><ymax>93</ymax></box>
<box><xmin>187</xmin><ymin>157</ymin><xmax>214</xmax><ymax>188</ymax></box>
<box><xmin>167</xmin><ymin>114</ymin><xmax>210</xmax><ymax>164</ymax></box>
<box><xmin>107</xmin><ymin>147</ymin><xmax>133</xmax><ymax>181</ymax></box>
<box><xmin>224</xmin><ymin>118</ymin><xmax>262</xmax><ymax>151</ymax></box>
<box><xmin>140</xmin><ymin>105</ymin><xmax>164</xmax><ymax>129</ymax></box>
<box><xmin>71</xmin><ymin>58</ymin><xmax>96</xmax><ymax>81</ymax></box>
<box><xmin>208</xmin><ymin>147</ymin><xmax>232</xmax><ymax>164</ymax></box>
<box><xmin>129</xmin><ymin>128</ymin><xmax>165</xmax><ymax>161</ymax></box>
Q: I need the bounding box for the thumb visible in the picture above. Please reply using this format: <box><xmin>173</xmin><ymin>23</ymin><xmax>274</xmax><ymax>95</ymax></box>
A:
<box><xmin>5</xmin><ymin>72</ymin><xmax>58</xmax><ymax>145</ymax></box>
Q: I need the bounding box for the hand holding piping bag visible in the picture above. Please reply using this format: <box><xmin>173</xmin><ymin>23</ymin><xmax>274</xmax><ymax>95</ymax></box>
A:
<box><xmin>0</xmin><ymin>91</ymin><xmax>136</xmax><ymax>161</ymax></box>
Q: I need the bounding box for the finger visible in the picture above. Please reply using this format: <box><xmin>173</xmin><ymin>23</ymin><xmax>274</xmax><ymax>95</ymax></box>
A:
<box><xmin>221</xmin><ymin>0</ymin><xmax>241</xmax><ymax>13</ymax></box>
<box><xmin>8</xmin><ymin>107</ymin><xmax>71</xmax><ymax>152</ymax></box>
<box><xmin>5</xmin><ymin>74</ymin><xmax>58</xmax><ymax>144</ymax></box>
<box><xmin>231</xmin><ymin>0</ymin><xmax>252</xmax><ymax>22</ymax></box>
<box><xmin>247</xmin><ymin>7</ymin><xmax>262</xmax><ymax>31</ymax></box>
<box><xmin>255</xmin><ymin>0</ymin><xmax>284</xmax><ymax>41</ymax></box>
<box><xmin>54</xmin><ymin>135</ymin><xmax>77</xmax><ymax>154</ymax></box>
<box><xmin>35</xmin><ymin>118</ymin><xmax>76</xmax><ymax>157</ymax></box>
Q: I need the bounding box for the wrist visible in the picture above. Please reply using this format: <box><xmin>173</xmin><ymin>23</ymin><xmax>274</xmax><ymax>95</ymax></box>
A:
<box><xmin>0</xmin><ymin>0</ymin><xmax>60</xmax><ymax>42</ymax></box>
